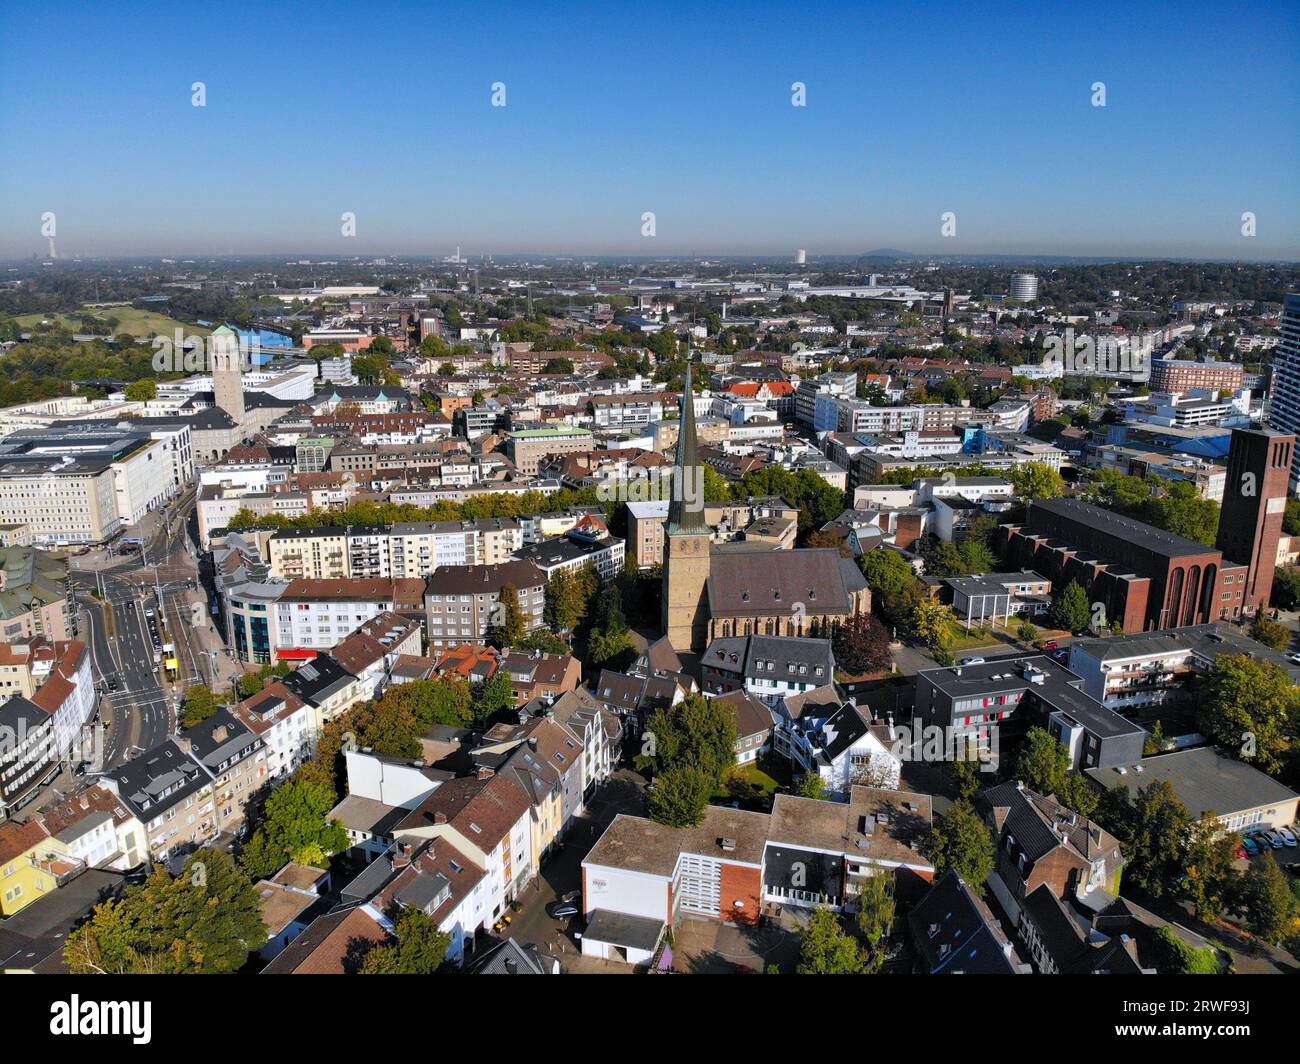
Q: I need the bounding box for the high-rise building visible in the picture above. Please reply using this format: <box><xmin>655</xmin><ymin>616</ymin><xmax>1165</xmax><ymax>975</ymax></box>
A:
<box><xmin>1010</xmin><ymin>272</ymin><xmax>1039</xmax><ymax>302</ymax></box>
<box><xmin>1215</xmin><ymin>426</ymin><xmax>1294</xmax><ymax>615</ymax></box>
<box><xmin>1267</xmin><ymin>292</ymin><xmax>1300</xmax><ymax>489</ymax></box>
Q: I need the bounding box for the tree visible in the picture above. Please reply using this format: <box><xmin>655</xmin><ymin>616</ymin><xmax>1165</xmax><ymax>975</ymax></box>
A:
<box><xmin>1006</xmin><ymin>462</ymin><xmax>1065</xmax><ymax>500</ymax></box>
<box><xmin>797</xmin><ymin>908</ymin><xmax>866</xmax><ymax>974</ymax></box>
<box><xmin>640</xmin><ymin>693</ymin><xmax>738</xmax><ymax>785</ymax></box>
<box><xmin>124</xmin><ymin>377</ymin><xmax>157</xmax><ymax>402</ymax></box>
<box><xmin>793</xmin><ymin>772</ymin><xmax>826</xmax><ymax>799</ymax></box>
<box><xmin>1272</xmin><ymin>565</ymin><xmax>1300</xmax><ymax>610</ymax></box>
<box><xmin>472</xmin><ymin>670</ymin><xmax>515</xmax><ymax>724</ymax></box>
<box><xmin>588</xmin><ymin>625</ymin><xmax>635</xmax><ymax>669</ymax></box>
<box><xmin>1014</xmin><ymin>727</ymin><xmax>1098</xmax><ymax>818</ymax></box>
<box><xmin>239</xmin><ymin>773</ymin><xmax>350</xmax><ymax>879</ymax></box>
<box><xmin>911</xmin><ymin>600</ymin><xmax>956</xmax><ymax>654</ymax></box>
<box><xmin>1016</xmin><ymin>621</ymin><xmax>1039</xmax><ymax>646</ymax></box>
<box><xmin>925</xmin><ymin>800</ymin><xmax>995</xmax><ymax>892</ymax></box>
<box><xmin>377</xmin><ymin>676</ymin><xmax>474</xmax><ymax>730</ymax></box>
<box><xmin>1251</xmin><ymin>615</ymin><xmax>1292</xmax><ymax>652</ymax></box>
<box><xmin>1238</xmin><ymin>853</ymin><xmax>1295</xmax><ymax>943</ymax></box>
<box><xmin>544</xmin><ymin>568</ymin><xmax>589</xmax><ymax>633</ymax></box>
<box><xmin>359</xmin><ymin>909</ymin><xmax>451</xmax><ymax>974</ymax></box>
<box><xmin>1050</xmin><ymin>580</ymin><xmax>1091</xmax><ymax>633</ymax></box>
<box><xmin>1182</xmin><ymin>813</ymin><xmax>1241</xmax><ymax>920</ymax></box>
<box><xmin>647</xmin><ymin>765</ymin><xmax>712</xmax><ymax>827</ymax></box>
<box><xmin>1152</xmin><ymin>925</ymin><xmax>1219</xmax><ymax>974</ymax></box>
<box><xmin>543</xmin><ymin>357</ymin><xmax>575</xmax><ymax>375</ymax></box>
<box><xmin>1196</xmin><ymin>654</ymin><xmax>1299</xmax><ymax>774</ymax></box>
<box><xmin>832</xmin><ymin>612</ymin><xmax>892</xmax><ymax>675</ymax></box>
<box><xmin>859</xmin><ymin>549</ymin><xmax>923</xmax><ymax>631</ymax></box>
<box><xmin>514</xmin><ymin>629</ymin><xmax>569</xmax><ymax>655</ymax></box>
<box><xmin>1123</xmin><ymin>781</ymin><xmax>1192</xmax><ymax>898</ymax></box>
<box><xmin>855</xmin><ymin>873</ymin><xmax>896</xmax><ymax>973</ymax></box>
<box><xmin>65</xmin><ymin>849</ymin><xmax>266</xmax><ymax>974</ymax></box>
<box><xmin>488</xmin><ymin>584</ymin><xmax>527</xmax><ymax>648</ymax></box>
<box><xmin>951</xmin><ymin>756</ymin><xmax>982</xmax><ymax>802</ymax></box>
<box><xmin>180</xmin><ymin>684</ymin><xmax>220</xmax><ymax>728</ymax></box>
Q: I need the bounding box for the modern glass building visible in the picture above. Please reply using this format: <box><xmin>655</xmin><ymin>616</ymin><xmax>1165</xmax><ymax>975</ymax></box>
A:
<box><xmin>1266</xmin><ymin>292</ymin><xmax>1300</xmax><ymax>489</ymax></box>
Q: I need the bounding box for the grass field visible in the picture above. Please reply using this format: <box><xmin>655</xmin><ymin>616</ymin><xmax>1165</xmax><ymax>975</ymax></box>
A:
<box><xmin>14</xmin><ymin>307</ymin><xmax>210</xmax><ymax>339</ymax></box>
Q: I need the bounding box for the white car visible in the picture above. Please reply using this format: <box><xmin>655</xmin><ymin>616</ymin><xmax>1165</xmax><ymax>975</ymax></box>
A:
<box><xmin>959</xmin><ymin>656</ymin><xmax>985</xmax><ymax>666</ymax></box>
<box><xmin>1289</xmin><ymin>653</ymin><xmax>1300</xmax><ymax>665</ymax></box>
<box><xmin>1278</xmin><ymin>826</ymin><xmax>1298</xmax><ymax>847</ymax></box>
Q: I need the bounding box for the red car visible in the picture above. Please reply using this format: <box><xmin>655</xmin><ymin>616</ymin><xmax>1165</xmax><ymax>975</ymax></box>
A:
<box><xmin>1041</xmin><ymin>639</ymin><xmax>1059</xmax><ymax>650</ymax></box>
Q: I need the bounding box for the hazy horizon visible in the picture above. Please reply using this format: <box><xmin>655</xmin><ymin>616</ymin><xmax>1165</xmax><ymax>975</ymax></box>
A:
<box><xmin>3</xmin><ymin>1</ymin><xmax>1297</xmax><ymax>261</ymax></box>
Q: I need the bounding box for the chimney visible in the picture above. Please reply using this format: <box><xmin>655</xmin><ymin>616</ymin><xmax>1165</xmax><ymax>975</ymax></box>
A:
<box><xmin>886</xmin><ymin>713</ymin><xmax>896</xmax><ymax>740</ymax></box>
<box><xmin>212</xmin><ymin>725</ymin><xmax>229</xmax><ymax>743</ymax></box>
<box><xmin>393</xmin><ymin>840</ymin><xmax>414</xmax><ymax>868</ymax></box>
<box><xmin>477</xmin><ymin>767</ymin><xmax>495</xmax><ymax>780</ymax></box>
<box><xmin>433</xmin><ymin>811</ymin><xmax>448</xmax><ymax>824</ymax></box>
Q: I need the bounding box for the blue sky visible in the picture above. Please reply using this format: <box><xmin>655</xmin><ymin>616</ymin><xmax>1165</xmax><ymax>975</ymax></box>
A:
<box><xmin>2</xmin><ymin>0</ymin><xmax>1297</xmax><ymax>259</ymax></box>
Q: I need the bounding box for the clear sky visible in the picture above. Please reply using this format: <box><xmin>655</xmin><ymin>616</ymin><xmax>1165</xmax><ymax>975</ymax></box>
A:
<box><xmin>2</xmin><ymin>0</ymin><xmax>1297</xmax><ymax>260</ymax></box>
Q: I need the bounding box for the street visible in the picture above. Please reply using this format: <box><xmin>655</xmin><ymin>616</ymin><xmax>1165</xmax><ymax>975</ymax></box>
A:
<box><xmin>59</xmin><ymin>484</ymin><xmax>236</xmax><ymax>779</ymax></box>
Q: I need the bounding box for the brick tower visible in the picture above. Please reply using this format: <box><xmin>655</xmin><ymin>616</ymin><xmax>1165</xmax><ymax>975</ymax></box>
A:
<box><xmin>1216</xmin><ymin>426</ymin><xmax>1295</xmax><ymax>615</ymax></box>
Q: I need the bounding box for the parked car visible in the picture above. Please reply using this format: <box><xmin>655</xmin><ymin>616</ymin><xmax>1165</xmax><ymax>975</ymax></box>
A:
<box><xmin>545</xmin><ymin>899</ymin><xmax>580</xmax><ymax>920</ymax></box>
<box><xmin>959</xmin><ymin>656</ymin><xmax>985</xmax><ymax>666</ymax></box>
<box><xmin>1257</xmin><ymin>829</ymin><xmax>1285</xmax><ymax>849</ymax></box>
<box><xmin>1285</xmin><ymin>862</ymin><xmax>1300</xmax><ymax>876</ymax></box>
<box><xmin>1277</xmin><ymin>826</ymin><xmax>1298</xmax><ymax>847</ymax></box>
<box><xmin>1041</xmin><ymin>639</ymin><xmax>1059</xmax><ymax>650</ymax></box>
<box><xmin>1241</xmin><ymin>835</ymin><xmax>1261</xmax><ymax>856</ymax></box>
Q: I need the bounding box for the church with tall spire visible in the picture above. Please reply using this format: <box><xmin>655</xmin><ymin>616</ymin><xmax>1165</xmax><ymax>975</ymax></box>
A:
<box><xmin>661</xmin><ymin>358</ymin><xmax>712</xmax><ymax>653</ymax></box>
<box><xmin>659</xmin><ymin>357</ymin><xmax>872</xmax><ymax>656</ymax></box>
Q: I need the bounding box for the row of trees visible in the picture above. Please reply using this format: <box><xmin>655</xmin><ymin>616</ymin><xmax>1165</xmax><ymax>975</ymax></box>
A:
<box><xmin>1083</xmin><ymin>470</ymin><xmax>1221</xmax><ymax>547</ymax></box>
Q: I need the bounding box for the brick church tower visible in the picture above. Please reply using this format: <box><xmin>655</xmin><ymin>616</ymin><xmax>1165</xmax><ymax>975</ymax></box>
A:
<box><xmin>661</xmin><ymin>358</ymin><xmax>712</xmax><ymax>653</ymax></box>
<box><xmin>1216</xmin><ymin>426</ymin><xmax>1294</xmax><ymax>615</ymax></box>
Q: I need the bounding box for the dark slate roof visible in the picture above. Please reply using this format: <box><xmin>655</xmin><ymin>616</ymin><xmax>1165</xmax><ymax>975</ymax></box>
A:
<box><xmin>980</xmin><ymin>781</ymin><xmax>1121</xmax><ymax>864</ymax></box>
<box><xmin>907</xmin><ymin>869</ymin><xmax>1026</xmax><ymax>974</ymax></box>
<box><xmin>743</xmin><ymin>634</ymin><xmax>835</xmax><ymax>682</ymax></box>
<box><xmin>107</xmin><ymin>739</ymin><xmax>210</xmax><ymax>821</ymax></box>
<box><xmin>280</xmin><ymin>653</ymin><xmax>356</xmax><ymax>705</ymax></box>
<box><xmin>464</xmin><ymin>937</ymin><xmax>556</xmax><ymax>975</ymax></box>
<box><xmin>1021</xmin><ymin>883</ymin><xmax>1088</xmax><ymax>969</ymax></box>
<box><xmin>181</xmin><ymin>707</ymin><xmax>260</xmax><ymax>770</ymax></box>
<box><xmin>818</xmin><ymin>701</ymin><xmax>871</xmax><ymax>761</ymax></box>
